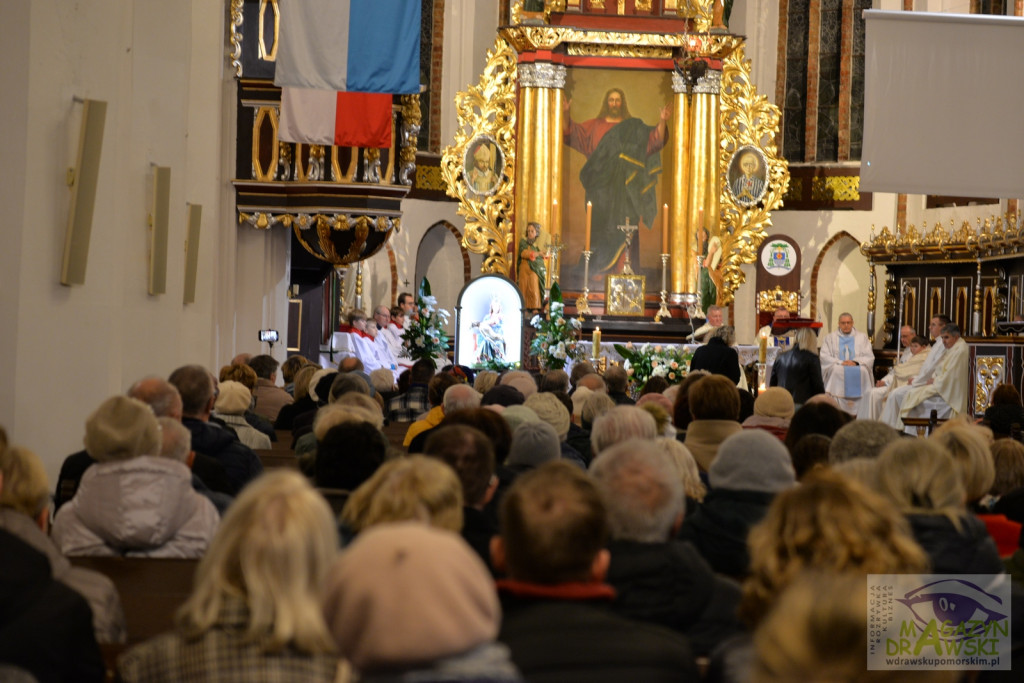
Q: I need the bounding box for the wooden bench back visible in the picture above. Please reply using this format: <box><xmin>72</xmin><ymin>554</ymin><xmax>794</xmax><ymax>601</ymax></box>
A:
<box><xmin>70</xmin><ymin>556</ymin><xmax>198</xmax><ymax>645</ymax></box>
<box><xmin>254</xmin><ymin>448</ymin><xmax>300</xmax><ymax>469</ymax></box>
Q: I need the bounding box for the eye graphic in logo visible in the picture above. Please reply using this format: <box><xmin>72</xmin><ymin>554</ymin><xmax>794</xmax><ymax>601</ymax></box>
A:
<box><xmin>897</xmin><ymin>579</ymin><xmax>1008</xmax><ymax>639</ymax></box>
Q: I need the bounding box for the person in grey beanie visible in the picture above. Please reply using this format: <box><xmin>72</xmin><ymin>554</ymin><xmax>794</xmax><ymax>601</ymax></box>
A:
<box><xmin>678</xmin><ymin>430</ymin><xmax>795</xmax><ymax>578</ymax></box>
<box><xmin>486</xmin><ymin>421</ymin><xmax>563</xmax><ymax>529</ymax></box>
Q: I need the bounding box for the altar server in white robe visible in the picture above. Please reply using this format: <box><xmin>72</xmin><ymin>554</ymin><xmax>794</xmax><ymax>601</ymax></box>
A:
<box><xmin>897</xmin><ymin>323</ymin><xmax>969</xmax><ymax>426</ymax></box>
<box><xmin>856</xmin><ymin>325</ymin><xmax>915</xmax><ymax>420</ymax></box>
<box><xmin>820</xmin><ymin>313</ymin><xmax>874</xmax><ymax>415</ymax></box>
<box><xmin>879</xmin><ymin>315</ymin><xmax>951</xmax><ymax>429</ymax></box>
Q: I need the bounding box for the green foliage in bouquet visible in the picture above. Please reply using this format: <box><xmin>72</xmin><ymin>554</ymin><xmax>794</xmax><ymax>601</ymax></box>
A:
<box><xmin>401</xmin><ymin>278</ymin><xmax>451</xmax><ymax>364</ymax></box>
<box><xmin>613</xmin><ymin>342</ymin><xmax>694</xmax><ymax>387</ymax></box>
<box><xmin>528</xmin><ymin>283</ymin><xmax>582</xmax><ymax>370</ymax></box>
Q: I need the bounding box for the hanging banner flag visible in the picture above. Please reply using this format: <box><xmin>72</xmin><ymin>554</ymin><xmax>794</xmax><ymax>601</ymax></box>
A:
<box><xmin>278</xmin><ymin>88</ymin><xmax>392</xmax><ymax>148</ymax></box>
<box><xmin>274</xmin><ymin>0</ymin><xmax>419</xmax><ymax>148</ymax></box>
<box><xmin>274</xmin><ymin>0</ymin><xmax>421</xmax><ymax>94</ymax></box>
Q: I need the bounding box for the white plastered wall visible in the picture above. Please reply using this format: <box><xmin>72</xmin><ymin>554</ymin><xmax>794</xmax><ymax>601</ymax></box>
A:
<box><xmin>0</xmin><ymin>1</ymin><xmax>246</xmax><ymax>484</ymax></box>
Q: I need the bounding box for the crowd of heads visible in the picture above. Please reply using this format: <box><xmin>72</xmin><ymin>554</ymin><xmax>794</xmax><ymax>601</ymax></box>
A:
<box><xmin>3</xmin><ymin>323</ymin><xmax>1024</xmax><ymax>683</ymax></box>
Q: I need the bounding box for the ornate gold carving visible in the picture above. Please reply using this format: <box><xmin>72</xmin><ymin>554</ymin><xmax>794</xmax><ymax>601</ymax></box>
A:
<box><xmin>252</xmin><ymin>107</ymin><xmax>280</xmax><ymax>181</ymax></box>
<box><xmin>258</xmin><ymin>0</ymin><xmax>280</xmax><ymax>62</ymax></box>
<box><xmin>229</xmin><ymin>0</ymin><xmax>244</xmax><ymax>77</ymax></box>
<box><xmin>567</xmin><ymin>44</ymin><xmax>673</xmax><ymax>58</ymax></box>
<box><xmin>296</xmin><ymin>145</ymin><xmax>326</xmax><ymax>182</ymax></box>
<box><xmin>441</xmin><ymin>37</ymin><xmax>519</xmax><ymax>276</ymax></box>
<box><xmin>863</xmin><ymin>210</ymin><xmax>1022</xmax><ymax>263</ymax></box>
<box><xmin>882</xmin><ymin>274</ymin><xmax>896</xmax><ymax>344</ymax></box>
<box><xmin>716</xmin><ymin>44</ymin><xmax>790</xmax><ymax>307</ymax></box>
<box><xmin>757</xmin><ymin>286</ymin><xmax>799</xmax><ymax>313</ymax></box>
<box><xmin>618</xmin><ymin>0</ymin><xmax>626</xmax><ymax>14</ymax></box>
<box><xmin>500</xmin><ymin>25</ymin><xmax>742</xmax><ymax>56</ymax></box>
<box><xmin>331</xmin><ymin>146</ymin><xmax>357</xmax><ymax>183</ymax></box>
<box><xmin>512</xmin><ymin>0</ymin><xmax>567</xmax><ymax>23</ymax></box>
<box><xmin>416</xmin><ymin>165</ymin><xmax>447</xmax><ymax>192</ymax></box>
<box><xmin>284</xmin><ymin>213</ymin><xmax>399</xmax><ymax>266</ymax></box>
<box><xmin>783</xmin><ymin>177</ymin><xmax>802</xmax><ymax>201</ymax></box>
<box><xmin>399</xmin><ymin>95</ymin><xmax>422</xmax><ymax>185</ymax></box>
<box><xmin>810</xmin><ymin>176</ymin><xmax>860</xmax><ymax>202</ymax></box>
<box><xmin>692</xmin><ymin>0</ymin><xmax>714</xmax><ymax>32</ymax></box>
<box><xmin>636</xmin><ymin>0</ymin><xmax>654</xmax><ymax>10</ymax></box>
<box><xmin>591</xmin><ymin>0</ymin><xmax>607</xmax><ymax>9</ymax></box>
<box><xmin>975</xmin><ymin>356</ymin><xmax>1005</xmax><ymax>415</ymax></box>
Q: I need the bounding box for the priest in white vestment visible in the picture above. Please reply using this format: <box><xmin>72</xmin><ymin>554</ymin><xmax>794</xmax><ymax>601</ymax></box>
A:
<box><xmin>820</xmin><ymin>313</ymin><xmax>874</xmax><ymax>414</ymax></box>
<box><xmin>897</xmin><ymin>324</ymin><xmax>969</xmax><ymax>427</ymax></box>
<box><xmin>757</xmin><ymin>307</ymin><xmax>797</xmax><ymax>348</ymax></box>
<box><xmin>857</xmin><ymin>325</ymin><xmax>915</xmax><ymax>419</ymax></box>
<box><xmin>879</xmin><ymin>315</ymin><xmax>951</xmax><ymax>429</ymax></box>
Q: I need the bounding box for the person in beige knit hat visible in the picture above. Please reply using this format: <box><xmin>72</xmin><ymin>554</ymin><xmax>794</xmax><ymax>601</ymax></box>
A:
<box><xmin>52</xmin><ymin>395</ymin><xmax>219</xmax><ymax>558</ymax></box>
<box><xmin>323</xmin><ymin>521</ymin><xmax>520</xmax><ymax>681</ymax></box>
<box><xmin>524</xmin><ymin>392</ymin><xmax>585</xmax><ymax>468</ymax></box>
<box><xmin>741</xmin><ymin>387</ymin><xmax>795</xmax><ymax>441</ymax></box>
<box><xmin>213</xmin><ymin>380</ymin><xmax>271</xmax><ymax>451</ymax></box>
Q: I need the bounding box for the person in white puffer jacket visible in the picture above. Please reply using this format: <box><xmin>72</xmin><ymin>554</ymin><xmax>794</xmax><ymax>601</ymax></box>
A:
<box><xmin>52</xmin><ymin>395</ymin><xmax>219</xmax><ymax>558</ymax></box>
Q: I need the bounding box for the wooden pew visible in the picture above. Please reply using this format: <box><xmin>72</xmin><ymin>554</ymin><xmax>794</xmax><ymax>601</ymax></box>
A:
<box><xmin>271</xmin><ymin>430</ymin><xmax>294</xmax><ymax>451</ymax></box>
<box><xmin>902</xmin><ymin>409</ymin><xmax>946</xmax><ymax>436</ymax></box>
<box><xmin>254</xmin><ymin>448</ymin><xmax>300</xmax><ymax>470</ymax></box>
<box><xmin>317</xmin><ymin>487</ymin><xmax>350</xmax><ymax>516</ymax></box>
<box><xmin>382</xmin><ymin>420</ymin><xmax>410</xmax><ymax>452</ymax></box>
<box><xmin>71</xmin><ymin>556</ymin><xmax>199</xmax><ymax>680</ymax></box>
<box><xmin>70</xmin><ymin>556</ymin><xmax>198</xmax><ymax>645</ymax></box>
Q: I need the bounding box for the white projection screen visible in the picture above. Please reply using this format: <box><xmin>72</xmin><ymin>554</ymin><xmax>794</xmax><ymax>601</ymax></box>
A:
<box><xmin>861</xmin><ymin>11</ymin><xmax>1024</xmax><ymax>198</ymax></box>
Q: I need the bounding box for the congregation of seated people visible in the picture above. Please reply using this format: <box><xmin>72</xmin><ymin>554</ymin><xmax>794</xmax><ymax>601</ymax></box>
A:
<box><xmin>3</xmin><ymin>328</ymin><xmax>1024</xmax><ymax>682</ymax></box>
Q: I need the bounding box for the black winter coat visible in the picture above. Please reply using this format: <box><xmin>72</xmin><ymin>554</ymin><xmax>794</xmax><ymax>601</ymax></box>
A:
<box><xmin>907</xmin><ymin>513</ymin><xmax>1004</xmax><ymax>575</ymax></box>
<box><xmin>606</xmin><ymin>539</ymin><xmax>744</xmax><ymax>656</ymax></box>
<box><xmin>689</xmin><ymin>338</ymin><xmax>741</xmax><ymax>384</ymax></box>
<box><xmin>183</xmin><ymin>417</ymin><xmax>263</xmax><ymax>495</ymax></box>
<box><xmin>678</xmin><ymin>488</ymin><xmax>777</xmax><ymax>579</ymax></box>
<box><xmin>769</xmin><ymin>348</ymin><xmax>825</xmax><ymax>404</ymax></box>
<box><xmin>498</xmin><ymin>582</ymin><xmax>699</xmax><ymax>682</ymax></box>
<box><xmin>0</xmin><ymin>530</ymin><xmax>104</xmax><ymax>683</ymax></box>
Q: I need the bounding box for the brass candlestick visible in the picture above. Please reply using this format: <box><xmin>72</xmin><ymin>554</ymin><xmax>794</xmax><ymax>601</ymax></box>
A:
<box><xmin>654</xmin><ymin>253</ymin><xmax>672</xmax><ymax>322</ymax></box>
<box><xmin>575</xmin><ymin>250</ymin><xmax>593</xmax><ymax>317</ymax></box>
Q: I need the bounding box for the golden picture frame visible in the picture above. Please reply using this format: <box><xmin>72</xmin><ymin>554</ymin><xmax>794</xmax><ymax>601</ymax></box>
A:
<box><xmin>604</xmin><ymin>274</ymin><xmax>646</xmax><ymax>317</ymax></box>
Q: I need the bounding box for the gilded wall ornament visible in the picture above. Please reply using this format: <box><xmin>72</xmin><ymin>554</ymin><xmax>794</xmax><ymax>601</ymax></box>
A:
<box><xmin>716</xmin><ymin>44</ymin><xmax>790</xmax><ymax>307</ymax></box>
<box><xmin>441</xmin><ymin>38</ymin><xmax>519</xmax><ymax>276</ymax></box>
<box><xmin>229</xmin><ymin>0</ymin><xmax>244</xmax><ymax>77</ymax></box>
<box><xmin>975</xmin><ymin>356</ymin><xmax>1005</xmax><ymax>415</ymax></box>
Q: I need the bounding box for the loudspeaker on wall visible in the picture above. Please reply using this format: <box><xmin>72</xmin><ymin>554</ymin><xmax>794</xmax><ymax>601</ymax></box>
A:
<box><xmin>148</xmin><ymin>166</ymin><xmax>171</xmax><ymax>295</ymax></box>
<box><xmin>183</xmin><ymin>203</ymin><xmax>202</xmax><ymax>304</ymax></box>
<box><xmin>61</xmin><ymin>99</ymin><xmax>107</xmax><ymax>286</ymax></box>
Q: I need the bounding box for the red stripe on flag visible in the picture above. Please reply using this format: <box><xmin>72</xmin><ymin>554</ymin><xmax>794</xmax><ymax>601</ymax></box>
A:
<box><xmin>334</xmin><ymin>92</ymin><xmax>392</xmax><ymax>148</ymax></box>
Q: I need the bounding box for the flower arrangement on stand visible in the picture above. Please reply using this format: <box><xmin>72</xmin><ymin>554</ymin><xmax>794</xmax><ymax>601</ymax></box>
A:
<box><xmin>613</xmin><ymin>342</ymin><xmax>694</xmax><ymax>389</ymax></box>
<box><xmin>529</xmin><ymin>283</ymin><xmax>582</xmax><ymax>371</ymax></box>
<box><xmin>401</xmin><ymin>278</ymin><xmax>451</xmax><ymax>365</ymax></box>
